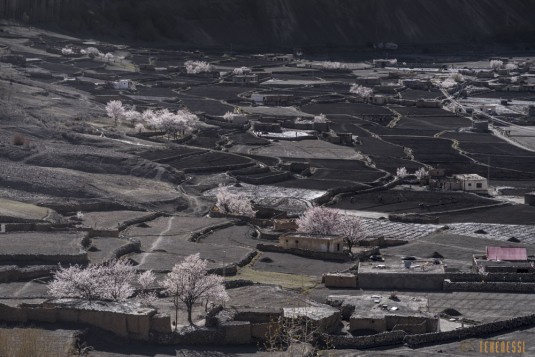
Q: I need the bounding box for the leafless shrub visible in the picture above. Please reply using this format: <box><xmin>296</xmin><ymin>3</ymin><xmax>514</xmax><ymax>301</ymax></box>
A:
<box><xmin>12</xmin><ymin>133</ymin><xmax>25</xmax><ymax>146</ymax></box>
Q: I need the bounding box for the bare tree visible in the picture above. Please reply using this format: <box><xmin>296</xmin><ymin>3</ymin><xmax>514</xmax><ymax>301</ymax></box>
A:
<box><xmin>160</xmin><ymin>253</ymin><xmax>229</xmax><ymax>327</ymax></box>
<box><xmin>338</xmin><ymin>214</ymin><xmax>365</xmax><ymax>252</ymax></box>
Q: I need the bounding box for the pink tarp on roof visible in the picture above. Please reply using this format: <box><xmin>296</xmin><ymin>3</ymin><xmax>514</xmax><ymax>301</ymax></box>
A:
<box><xmin>486</xmin><ymin>246</ymin><xmax>527</xmax><ymax>261</ymax></box>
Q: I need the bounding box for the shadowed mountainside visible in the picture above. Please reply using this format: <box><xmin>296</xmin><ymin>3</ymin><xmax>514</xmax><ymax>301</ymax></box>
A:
<box><xmin>1</xmin><ymin>0</ymin><xmax>535</xmax><ymax>50</ymax></box>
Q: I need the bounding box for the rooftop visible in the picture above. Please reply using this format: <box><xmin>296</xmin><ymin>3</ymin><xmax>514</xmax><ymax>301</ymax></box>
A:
<box><xmin>280</xmin><ymin>232</ymin><xmax>344</xmax><ymax>241</ymax></box>
<box><xmin>358</xmin><ymin>256</ymin><xmax>445</xmax><ymax>274</ymax></box>
<box><xmin>486</xmin><ymin>246</ymin><xmax>528</xmax><ymax>261</ymax></box>
<box><xmin>327</xmin><ymin>294</ymin><xmax>431</xmax><ymax>318</ymax></box>
<box><xmin>453</xmin><ymin>174</ymin><xmax>487</xmax><ymax>181</ymax></box>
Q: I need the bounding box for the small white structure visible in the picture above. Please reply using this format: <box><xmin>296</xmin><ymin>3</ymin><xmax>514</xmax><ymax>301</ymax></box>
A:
<box><xmin>113</xmin><ymin>79</ymin><xmax>135</xmax><ymax>90</ymax></box>
<box><xmin>453</xmin><ymin>174</ymin><xmax>488</xmax><ymax>192</ymax></box>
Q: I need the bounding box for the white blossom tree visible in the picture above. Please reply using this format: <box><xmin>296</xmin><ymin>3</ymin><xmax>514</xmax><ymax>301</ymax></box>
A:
<box><xmin>414</xmin><ymin>167</ymin><xmax>429</xmax><ymax>181</ymax></box>
<box><xmin>99</xmin><ymin>259</ymin><xmax>136</xmax><ymax>302</ymax></box>
<box><xmin>135</xmin><ymin>123</ymin><xmax>145</xmax><ymax>133</ymax></box>
<box><xmin>297</xmin><ymin>206</ymin><xmax>340</xmax><ymax>236</ymax></box>
<box><xmin>350</xmin><ymin>84</ymin><xmax>373</xmax><ymax>100</ymax></box>
<box><xmin>233</xmin><ymin>67</ymin><xmax>251</xmax><ymax>75</ymax></box>
<box><xmin>61</xmin><ymin>47</ymin><xmax>75</xmax><ymax>56</ymax></box>
<box><xmin>105</xmin><ymin>100</ymin><xmax>125</xmax><ymax>126</ymax></box>
<box><xmin>338</xmin><ymin>214</ymin><xmax>365</xmax><ymax>252</ymax></box>
<box><xmin>161</xmin><ymin>253</ymin><xmax>229</xmax><ymax>327</ymax></box>
<box><xmin>48</xmin><ymin>260</ymin><xmax>155</xmax><ymax>304</ymax></box>
<box><xmin>490</xmin><ymin>60</ymin><xmax>504</xmax><ymax>70</ymax></box>
<box><xmin>215</xmin><ymin>185</ymin><xmax>255</xmax><ymax>217</ymax></box>
<box><xmin>223</xmin><ymin>111</ymin><xmax>236</xmax><ymax>122</ymax></box>
<box><xmin>48</xmin><ymin>264</ymin><xmax>105</xmax><ymax>302</ymax></box>
<box><xmin>396</xmin><ymin>167</ymin><xmax>408</xmax><ymax>179</ymax></box>
<box><xmin>505</xmin><ymin>63</ymin><xmax>518</xmax><ymax>71</ymax></box>
<box><xmin>185</xmin><ymin>60</ymin><xmax>214</xmax><ymax>74</ymax></box>
<box><xmin>320</xmin><ymin>61</ymin><xmax>348</xmax><ymax>70</ymax></box>
<box><xmin>124</xmin><ymin>109</ymin><xmax>141</xmax><ymax>126</ymax></box>
<box><xmin>313</xmin><ymin>114</ymin><xmax>328</xmax><ymax>123</ymax></box>
<box><xmin>136</xmin><ymin>271</ymin><xmax>158</xmax><ymax>307</ymax></box>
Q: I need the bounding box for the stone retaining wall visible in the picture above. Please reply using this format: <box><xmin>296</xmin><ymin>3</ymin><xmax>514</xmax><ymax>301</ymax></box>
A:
<box><xmin>0</xmin><ymin>265</ymin><xmax>57</xmax><ymax>283</ymax></box>
<box><xmin>323</xmin><ymin>330</ymin><xmax>406</xmax><ymax>349</ymax></box>
<box><xmin>403</xmin><ymin>314</ymin><xmax>535</xmax><ymax>348</ymax></box>
<box><xmin>0</xmin><ymin>300</ymin><xmax>171</xmax><ymax>341</ymax></box>
<box><xmin>447</xmin><ymin>272</ymin><xmax>535</xmax><ymax>283</ymax></box>
<box><xmin>256</xmin><ymin>243</ymin><xmax>352</xmax><ymax>262</ymax></box>
<box><xmin>235</xmin><ymin>172</ymin><xmax>292</xmax><ymax>185</ymax></box>
<box><xmin>443</xmin><ymin>280</ymin><xmax>535</xmax><ymax>293</ymax></box>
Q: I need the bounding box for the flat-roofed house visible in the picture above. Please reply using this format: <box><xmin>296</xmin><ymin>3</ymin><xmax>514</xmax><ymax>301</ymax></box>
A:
<box><xmin>279</xmin><ymin>233</ymin><xmax>344</xmax><ymax>253</ymax></box>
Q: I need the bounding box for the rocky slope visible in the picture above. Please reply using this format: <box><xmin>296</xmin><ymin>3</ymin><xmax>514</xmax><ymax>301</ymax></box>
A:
<box><xmin>1</xmin><ymin>0</ymin><xmax>535</xmax><ymax>50</ymax></box>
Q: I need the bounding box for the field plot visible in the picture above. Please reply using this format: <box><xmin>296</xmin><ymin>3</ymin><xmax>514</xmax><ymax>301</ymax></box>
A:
<box><xmin>166</xmin><ymin>151</ymin><xmax>253</xmax><ymax>171</ymax></box>
<box><xmin>385</xmin><ymin>136</ymin><xmax>471</xmax><ymax>164</ymax></box>
<box><xmin>369</xmin><ymin>156</ymin><xmax>425</xmax><ymax>174</ymax></box>
<box><xmin>273</xmin><ymin>178</ymin><xmax>370</xmax><ymax>191</ymax></box>
<box><xmin>391</xmin><ymin>106</ymin><xmax>456</xmax><ymax>117</ymax></box>
<box><xmin>356</xmin><ymin>137</ymin><xmax>406</xmax><ymax>157</ymax></box>
<box><xmin>184</xmin><ymin>85</ymin><xmax>250</xmax><ymax>101</ymax></box>
<box><xmin>440</xmin><ymin>204</ymin><xmax>535</xmax><ymax>225</ymax></box>
<box><xmin>125</xmin><ymin>215</ymin><xmax>254</xmax><ymax>272</ymax></box>
<box><xmin>302</xmin><ymin>103</ymin><xmax>393</xmax><ymax>116</ymax></box>
<box><xmin>0</xmin><ymin>327</ymin><xmax>77</xmax><ymax>357</ymax></box>
<box><xmin>399</xmin><ymin>89</ymin><xmax>444</xmax><ymax>100</ymax></box>
<box><xmin>80</xmin><ymin>210</ymin><xmax>155</xmax><ymax>230</ymax></box>
<box><xmin>395</xmin><ymin>115</ymin><xmax>472</xmax><ymax>132</ymax></box>
<box><xmin>228</xmin><ymin>132</ymin><xmax>270</xmax><ymax>146</ymax></box>
<box><xmin>333</xmin><ymin>189</ymin><xmax>498</xmax><ymax>213</ymax></box>
<box><xmin>178</xmin><ymin>97</ymin><xmax>234</xmax><ymax>116</ymax></box>
<box><xmin>0</xmin><ymin>198</ymin><xmax>54</xmax><ymax>222</ymax></box>
<box><xmin>0</xmin><ymin>232</ymin><xmax>87</xmax><ymax>264</ymax></box>
<box><xmin>310</xmin><ymin>168</ymin><xmax>385</xmax><ymax>183</ymax></box>
<box><xmin>251</xmin><ymin>140</ymin><xmax>360</xmax><ymax>160</ymax></box>
<box><xmin>137</xmin><ymin>147</ymin><xmax>205</xmax><ymax>161</ymax></box>
<box><xmin>252</xmin><ymin>251</ymin><xmax>356</xmax><ymax>276</ymax></box>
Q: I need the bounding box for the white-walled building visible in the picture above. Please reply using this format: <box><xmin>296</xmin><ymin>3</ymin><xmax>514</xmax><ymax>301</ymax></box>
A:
<box><xmin>453</xmin><ymin>174</ymin><xmax>488</xmax><ymax>192</ymax></box>
<box><xmin>112</xmin><ymin>79</ymin><xmax>135</xmax><ymax>90</ymax></box>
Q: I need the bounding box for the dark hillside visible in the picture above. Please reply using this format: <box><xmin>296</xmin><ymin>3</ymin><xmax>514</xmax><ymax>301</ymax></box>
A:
<box><xmin>1</xmin><ymin>0</ymin><xmax>535</xmax><ymax>50</ymax></box>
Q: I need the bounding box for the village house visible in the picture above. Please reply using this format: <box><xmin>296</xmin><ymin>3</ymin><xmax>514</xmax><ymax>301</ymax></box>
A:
<box><xmin>453</xmin><ymin>174</ymin><xmax>488</xmax><ymax>192</ymax></box>
<box><xmin>233</xmin><ymin>74</ymin><xmax>258</xmax><ymax>85</ymax></box>
<box><xmin>251</xmin><ymin>93</ymin><xmax>294</xmax><ymax>106</ymax></box>
<box><xmin>112</xmin><ymin>79</ymin><xmax>135</xmax><ymax>90</ymax></box>
<box><xmin>473</xmin><ymin>247</ymin><xmax>535</xmax><ymax>273</ymax></box>
<box><xmin>279</xmin><ymin>232</ymin><xmax>345</xmax><ymax>253</ymax></box>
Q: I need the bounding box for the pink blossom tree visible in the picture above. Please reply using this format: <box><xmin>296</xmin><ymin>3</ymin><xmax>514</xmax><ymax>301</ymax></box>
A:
<box><xmin>137</xmin><ymin>271</ymin><xmax>158</xmax><ymax>307</ymax></box>
<box><xmin>215</xmin><ymin>185</ymin><xmax>255</xmax><ymax>217</ymax></box>
<box><xmin>160</xmin><ymin>253</ymin><xmax>229</xmax><ymax>327</ymax></box>
<box><xmin>48</xmin><ymin>260</ymin><xmax>155</xmax><ymax>304</ymax></box>
<box><xmin>105</xmin><ymin>100</ymin><xmax>125</xmax><ymax>126</ymax></box>
<box><xmin>48</xmin><ymin>264</ymin><xmax>104</xmax><ymax>302</ymax></box>
<box><xmin>414</xmin><ymin>167</ymin><xmax>429</xmax><ymax>181</ymax></box>
<box><xmin>313</xmin><ymin>114</ymin><xmax>328</xmax><ymax>123</ymax></box>
<box><xmin>99</xmin><ymin>259</ymin><xmax>136</xmax><ymax>302</ymax></box>
<box><xmin>396</xmin><ymin>167</ymin><xmax>408</xmax><ymax>179</ymax></box>
<box><xmin>296</xmin><ymin>206</ymin><xmax>340</xmax><ymax>235</ymax></box>
<box><xmin>338</xmin><ymin>214</ymin><xmax>365</xmax><ymax>252</ymax></box>
<box><xmin>297</xmin><ymin>207</ymin><xmax>366</xmax><ymax>251</ymax></box>
<box><xmin>185</xmin><ymin>60</ymin><xmax>213</xmax><ymax>74</ymax></box>
<box><xmin>349</xmin><ymin>84</ymin><xmax>373</xmax><ymax>100</ymax></box>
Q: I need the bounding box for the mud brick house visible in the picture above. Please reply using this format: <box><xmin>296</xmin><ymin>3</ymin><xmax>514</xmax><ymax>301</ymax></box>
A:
<box><xmin>279</xmin><ymin>233</ymin><xmax>345</xmax><ymax>253</ymax></box>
